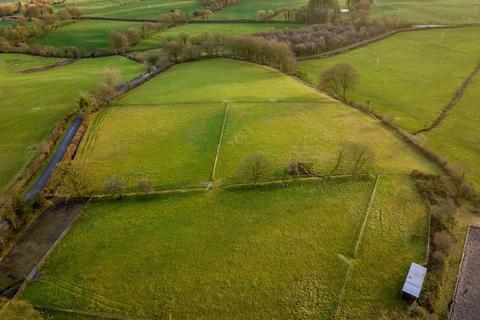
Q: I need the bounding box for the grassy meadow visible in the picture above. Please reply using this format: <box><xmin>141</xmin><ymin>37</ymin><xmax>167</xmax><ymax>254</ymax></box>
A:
<box><xmin>216</xmin><ymin>101</ymin><xmax>436</xmax><ymax>182</ymax></box>
<box><xmin>33</xmin><ymin>20</ymin><xmax>143</xmax><ymax>50</ymax></box>
<box><xmin>0</xmin><ymin>54</ymin><xmax>145</xmax><ymax>195</ymax></box>
<box><xmin>336</xmin><ymin>175</ymin><xmax>428</xmax><ymax>319</ymax></box>
<box><xmin>426</xmin><ymin>74</ymin><xmax>480</xmax><ymax>189</ymax></box>
<box><xmin>135</xmin><ymin>22</ymin><xmax>305</xmax><ymax>50</ymax></box>
<box><xmin>22</xmin><ymin>177</ymin><xmax>428</xmax><ymax>318</ymax></box>
<box><xmin>371</xmin><ymin>0</ymin><xmax>480</xmax><ymax>23</ymax></box>
<box><xmin>54</xmin><ymin>0</ymin><xmax>202</xmax><ymax>19</ymax></box>
<box><xmin>298</xmin><ymin>27</ymin><xmax>480</xmax><ymax>132</ymax></box>
<box><xmin>116</xmin><ymin>58</ymin><xmax>323</xmax><ymax>104</ymax></box>
<box><xmin>76</xmin><ymin>58</ymin><xmax>435</xmax><ymax>191</ymax></box>
<box><xmin>212</xmin><ymin>0</ymin><xmax>308</xmax><ymax>20</ymax></box>
<box><xmin>76</xmin><ymin>103</ymin><xmax>225</xmax><ymax>191</ymax></box>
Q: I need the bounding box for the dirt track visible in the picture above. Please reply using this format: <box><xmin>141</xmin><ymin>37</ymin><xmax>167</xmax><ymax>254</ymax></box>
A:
<box><xmin>451</xmin><ymin>226</ymin><xmax>480</xmax><ymax>320</ymax></box>
<box><xmin>0</xmin><ymin>203</ymin><xmax>84</xmax><ymax>298</ymax></box>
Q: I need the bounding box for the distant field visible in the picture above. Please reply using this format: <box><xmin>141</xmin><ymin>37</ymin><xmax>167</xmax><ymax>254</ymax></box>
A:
<box><xmin>135</xmin><ymin>22</ymin><xmax>305</xmax><ymax>50</ymax></box>
<box><xmin>371</xmin><ymin>0</ymin><xmax>480</xmax><ymax>24</ymax></box>
<box><xmin>22</xmin><ymin>177</ymin><xmax>428</xmax><ymax>319</ymax></box>
<box><xmin>0</xmin><ymin>54</ymin><xmax>145</xmax><ymax>195</ymax></box>
<box><xmin>298</xmin><ymin>27</ymin><xmax>480</xmax><ymax>132</ymax></box>
<box><xmin>76</xmin><ymin>58</ymin><xmax>435</xmax><ymax>191</ymax></box>
<box><xmin>117</xmin><ymin>58</ymin><xmax>323</xmax><ymax>104</ymax></box>
<box><xmin>212</xmin><ymin>0</ymin><xmax>308</xmax><ymax>20</ymax></box>
<box><xmin>426</xmin><ymin>74</ymin><xmax>480</xmax><ymax>189</ymax></box>
<box><xmin>33</xmin><ymin>20</ymin><xmax>143</xmax><ymax>50</ymax></box>
<box><xmin>54</xmin><ymin>0</ymin><xmax>202</xmax><ymax>19</ymax></box>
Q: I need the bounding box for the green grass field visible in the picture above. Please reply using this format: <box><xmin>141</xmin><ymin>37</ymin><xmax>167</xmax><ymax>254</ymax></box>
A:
<box><xmin>298</xmin><ymin>27</ymin><xmax>480</xmax><ymax>133</ymax></box>
<box><xmin>21</xmin><ymin>177</ymin><xmax>428</xmax><ymax>319</ymax></box>
<box><xmin>371</xmin><ymin>0</ymin><xmax>480</xmax><ymax>24</ymax></box>
<box><xmin>76</xmin><ymin>103</ymin><xmax>224</xmax><ymax>191</ymax></box>
<box><xmin>0</xmin><ymin>54</ymin><xmax>145</xmax><ymax>195</ymax></box>
<box><xmin>76</xmin><ymin>58</ymin><xmax>435</xmax><ymax>191</ymax></box>
<box><xmin>216</xmin><ymin>101</ymin><xmax>436</xmax><ymax>182</ymax></box>
<box><xmin>426</xmin><ymin>74</ymin><xmax>480</xmax><ymax>189</ymax></box>
<box><xmin>336</xmin><ymin>175</ymin><xmax>428</xmax><ymax>319</ymax></box>
<box><xmin>117</xmin><ymin>58</ymin><xmax>322</xmax><ymax>104</ymax></box>
<box><xmin>135</xmin><ymin>22</ymin><xmax>305</xmax><ymax>50</ymax></box>
<box><xmin>33</xmin><ymin>20</ymin><xmax>143</xmax><ymax>50</ymax></box>
<box><xmin>54</xmin><ymin>0</ymin><xmax>202</xmax><ymax>19</ymax></box>
<box><xmin>212</xmin><ymin>0</ymin><xmax>308</xmax><ymax>20</ymax></box>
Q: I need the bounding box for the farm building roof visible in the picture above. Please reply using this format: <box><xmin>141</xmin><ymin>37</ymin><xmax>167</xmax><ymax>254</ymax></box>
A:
<box><xmin>402</xmin><ymin>262</ymin><xmax>427</xmax><ymax>298</ymax></box>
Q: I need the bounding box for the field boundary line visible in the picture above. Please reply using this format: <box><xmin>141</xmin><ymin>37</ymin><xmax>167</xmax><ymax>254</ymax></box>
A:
<box><xmin>33</xmin><ymin>304</ymin><xmax>152</xmax><ymax>320</ymax></box>
<box><xmin>354</xmin><ymin>175</ymin><xmax>380</xmax><ymax>257</ymax></box>
<box><xmin>334</xmin><ymin>175</ymin><xmax>380</xmax><ymax>319</ymax></box>
<box><xmin>113</xmin><ymin>100</ymin><xmax>327</xmax><ymax>107</ymax></box>
<box><xmin>334</xmin><ymin>262</ymin><xmax>354</xmax><ymax>320</ymax></box>
<box><xmin>211</xmin><ymin>102</ymin><xmax>230</xmax><ymax>181</ymax></box>
<box><xmin>18</xmin><ymin>58</ymin><xmax>77</xmax><ymax>74</ymax></box>
<box><xmin>415</xmin><ymin>63</ymin><xmax>480</xmax><ymax>134</ymax></box>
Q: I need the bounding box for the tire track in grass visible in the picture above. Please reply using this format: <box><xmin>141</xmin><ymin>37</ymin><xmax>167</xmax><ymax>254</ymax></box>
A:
<box><xmin>334</xmin><ymin>175</ymin><xmax>380</xmax><ymax>319</ymax></box>
<box><xmin>210</xmin><ymin>101</ymin><xmax>230</xmax><ymax>182</ymax></box>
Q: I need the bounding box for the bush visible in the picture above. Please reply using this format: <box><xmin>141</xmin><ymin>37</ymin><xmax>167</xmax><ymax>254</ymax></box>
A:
<box><xmin>237</xmin><ymin>153</ymin><xmax>271</xmax><ymax>184</ymax></box>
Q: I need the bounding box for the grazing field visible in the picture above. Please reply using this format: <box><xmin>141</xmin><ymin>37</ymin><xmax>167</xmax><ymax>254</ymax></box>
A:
<box><xmin>426</xmin><ymin>74</ymin><xmax>480</xmax><ymax>189</ymax></box>
<box><xmin>135</xmin><ymin>22</ymin><xmax>305</xmax><ymax>50</ymax></box>
<box><xmin>54</xmin><ymin>0</ymin><xmax>202</xmax><ymax>19</ymax></box>
<box><xmin>336</xmin><ymin>175</ymin><xmax>428</xmax><ymax>319</ymax></box>
<box><xmin>78</xmin><ymin>58</ymin><xmax>435</xmax><ymax>191</ymax></box>
<box><xmin>117</xmin><ymin>58</ymin><xmax>322</xmax><ymax>104</ymax></box>
<box><xmin>33</xmin><ymin>20</ymin><xmax>143</xmax><ymax>50</ymax></box>
<box><xmin>298</xmin><ymin>27</ymin><xmax>480</xmax><ymax>132</ymax></box>
<box><xmin>216</xmin><ymin>102</ymin><xmax>436</xmax><ymax>182</ymax></box>
<box><xmin>371</xmin><ymin>0</ymin><xmax>480</xmax><ymax>24</ymax></box>
<box><xmin>0</xmin><ymin>54</ymin><xmax>145</xmax><ymax>195</ymax></box>
<box><xmin>212</xmin><ymin>0</ymin><xmax>308</xmax><ymax>20</ymax></box>
<box><xmin>21</xmin><ymin>177</ymin><xmax>428</xmax><ymax>319</ymax></box>
<box><xmin>76</xmin><ymin>104</ymin><xmax>225</xmax><ymax>191</ymax></box>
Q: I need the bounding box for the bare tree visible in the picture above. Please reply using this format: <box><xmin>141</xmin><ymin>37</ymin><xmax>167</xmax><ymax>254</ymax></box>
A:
<box><xmin>238</xmin><ymin>153</ymin><xmax>271</xmax><ymax>184</ymax></box>
<box><xmin>138</xmin><ymin>178</ymin><xmax>155</xmax><ymax>197</ymax></box>
<box><xmin>103</xmin><ymin>68</ymin><xmax>123</xmax><ymax>88</ymax></box>
<box><xmin>343</xmin><ymin>143</ymin><xmax>375</xmax><ymax>176</ymax></box>
<box><xmin>106</xmin><ymin>179</ymin><xmax>127</xmax><ymax>198</ymax></box>
<box><xmin>319</xmin><ymin>63</ymin><xmax>359</xmax><ymax>101</ymax></box>
<box><xmin>56</xmin><ymin>163</ymin><xmax>91</xmax><ymax>198</ymax></box>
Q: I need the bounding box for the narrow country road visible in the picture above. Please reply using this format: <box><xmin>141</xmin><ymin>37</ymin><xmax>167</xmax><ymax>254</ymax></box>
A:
<box><xmin>25</xmin><ymin>116</ymin><xmax>84</xmax><ymax>200</ymax></box>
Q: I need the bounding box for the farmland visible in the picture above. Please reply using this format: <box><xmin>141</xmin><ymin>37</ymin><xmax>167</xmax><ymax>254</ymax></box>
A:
<box><xmin>21</xmin><ymin>176</ymin><xmax>428</xmax><ymax>319</ymax></box>
<box><xmin>54</xmin><ymin>0</ymin><xmax>202</xmax><ymax>19</ymax></box>
<box><xmin>426</xmin><ymin>73</ymin><xmax>480</xmax><ymax>189</ymax></box>
<box><xmin>298</xmin><ymin>26</ymin><xmax>480</xmax><ymax>132</ymax></box>
<box><xmin>0</xmin><ymin>54</ymin><xmax>145</xmax><ymax>195</ymax></box>
<box><xmin>1</xmin><ymin>0</ymin><xmax>480</xmax><ymax>319</ymax></box>
<box><xmin>212</xmin><ymin>0</ymin><xmax>308</xmax><ymax>20</ymax></box>
<box><xmin>135</xmin><ymin>22</ymin><xmax>305</xmax><ymax>50</ymax></box>
<box><xmin>75</xmin><ymin>58</ymin><xmax>435</xmax><ymax>192</ymax></box>
<box><xmin>371</xmin><ymin>0</ymin><xmax>480</xmax><ymax>23</ymax></box>
<box><xmin>33</xmin><ymin>20</ymin><xmax>143</xmax><ymax>50</ymax></box>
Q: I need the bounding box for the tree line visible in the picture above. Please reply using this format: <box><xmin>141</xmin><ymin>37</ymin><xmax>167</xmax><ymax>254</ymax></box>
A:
<box><xmin>134</xmin><ymin>32</ymin><xmax>297</xmax><ymax>74</ymax></box>
<box><xmin>257</xmin><ymin>19</ymin><xmax>410</xmax><ymax>57</ymax></box>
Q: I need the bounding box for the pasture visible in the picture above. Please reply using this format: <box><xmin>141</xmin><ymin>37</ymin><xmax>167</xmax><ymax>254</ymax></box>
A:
<box><xmin>54</xmin><ymin>0</ymin><xmax>202</xmax><ymax>19</ymax></box>
<box><xmin>21</xmin><ymin>176</ymin><xmax>428</xmax><ymax>319</ymax></box>
<box><xmin>371</xmin><ymin>0</ymin><xmax>480</xmax><ymax>23</ymax></box>
<box><xmin>212</xmin><ymin>0</ymin><xmax>308</xmax><ymax>20</ymax></box>
<box><xmin>426</xmin><ymin>73</ymin><xmax>480</xmax><ymax>189</ymax></box>
<box><xmin>298</xmin><ymin>26</ymin><xmax>480</xmax><ymax>132</ymax></box>
<box><xmin>76</xmin><ymin>58</ymin><xmax>435</xmax><ymax>192</ymax></box>
<box><xmin>135</xmin><ymin>22</ymin><xmax>305</xmax><ymax>50</ymax></box>
<box><xmin>0</xmin><ymin>54</ymin><xmax>145</xmax><ymax>195</ymax></box>
<box><xmin>33</xmin><ymin>20</ymin><xmax>143</xmax><ymax>50</ymax></box>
